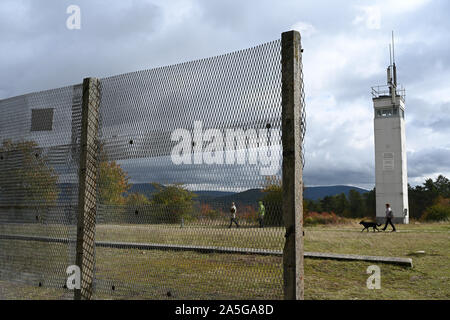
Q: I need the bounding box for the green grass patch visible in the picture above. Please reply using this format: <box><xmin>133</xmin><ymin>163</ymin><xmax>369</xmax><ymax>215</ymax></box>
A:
<box><xmin>0</xmin><ymin>222</ymin><xmax>448</xmax><ymax>300</ymax></box>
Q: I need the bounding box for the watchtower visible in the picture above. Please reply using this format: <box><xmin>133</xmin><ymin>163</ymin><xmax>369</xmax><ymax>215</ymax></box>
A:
<box><xmin>372</xmin><ymin>33</ymin><xmax>409</xmax><ymax>224</ymax></box>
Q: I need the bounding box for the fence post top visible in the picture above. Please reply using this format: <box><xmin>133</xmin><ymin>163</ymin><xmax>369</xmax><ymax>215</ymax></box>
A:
<box><xmin>83</xmin><ymin>77</ymin><xmax>100</xmax><ymax>83</ymax></box>
<box><xmin>282</xmin><ymin>30</ymin><xmax>301</xmax><ymax>40</ymax></box>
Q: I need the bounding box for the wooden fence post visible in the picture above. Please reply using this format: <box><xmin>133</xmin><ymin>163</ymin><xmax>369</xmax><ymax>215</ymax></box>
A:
<box><xmin>281</xmin><ymin>30</ymin><xmax>305</xmax><ymax>300</ymax></box>
<box><xmin>74</xmin><ymin>77</ymin><xmax>100</xmax><ymax>300</ymax></box>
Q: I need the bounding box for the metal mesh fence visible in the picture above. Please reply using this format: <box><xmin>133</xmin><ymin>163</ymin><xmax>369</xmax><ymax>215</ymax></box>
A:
<box><xmin>0</xmin><ymin>85</ymin><xmax>82</xmax><ymax>299</ymax></box>
<box><xmin>93</xmin><ymin>39</ymin><xmax>285</xmax><ymax>299</ymax></box>
<box><xmin>0</xmin><ymin>35</ymin><xmax>305</xmax><ymax>300</ymax></box>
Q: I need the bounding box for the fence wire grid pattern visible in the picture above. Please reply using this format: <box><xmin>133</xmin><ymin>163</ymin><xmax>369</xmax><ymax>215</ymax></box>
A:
<box><xmin>0</xmin><ymin>85</ymin><xmax>82</xmax><ymax>299</ymax></box>
<box><xmin>0</xmin><ymin>38</ymin><xmax>305</xmax><ymax>300</ymax></box>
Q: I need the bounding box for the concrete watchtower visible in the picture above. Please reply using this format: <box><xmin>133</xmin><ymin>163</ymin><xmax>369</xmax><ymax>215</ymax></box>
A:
<box><xmin>372</xmin><ymin>34</ymin><xmax>409</xmax><ymax>224</ymax></box>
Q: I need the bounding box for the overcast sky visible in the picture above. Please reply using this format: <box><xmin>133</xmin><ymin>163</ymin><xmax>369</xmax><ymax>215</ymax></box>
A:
<box><xmin>1</xmin><ymin>0</ymin><xmax>449</xmax><ymax>189</ymax></box>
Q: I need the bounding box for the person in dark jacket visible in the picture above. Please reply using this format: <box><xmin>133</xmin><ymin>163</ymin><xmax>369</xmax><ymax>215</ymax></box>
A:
<box><xmin>382</xmin><ymin>203</ymin><xmax>396</xmax><ymax>232</ymax></box>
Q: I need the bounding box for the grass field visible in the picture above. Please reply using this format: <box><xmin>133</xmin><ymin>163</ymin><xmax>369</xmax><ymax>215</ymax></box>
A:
<box><xmin>0</xmin><ymin>221</ymin><xmax>448</xmax><ymax>300</ymax></box>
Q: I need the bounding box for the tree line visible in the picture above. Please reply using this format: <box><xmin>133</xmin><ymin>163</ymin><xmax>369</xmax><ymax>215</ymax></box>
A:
<box><xmin>302</xmin><ymin>175</ymin><xmax>450</xmax><ymax>222</ymax></box>
<box><xmin>1</xmin><ymin>139</ymin><xmax>448</xmax><ymax>224</ymax></box>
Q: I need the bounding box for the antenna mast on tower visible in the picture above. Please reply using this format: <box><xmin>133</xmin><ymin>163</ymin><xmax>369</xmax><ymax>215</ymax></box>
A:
<box><xmin>387</xmin><ymin>31</ymin><xmax>398</xmax><ymax>103</ymax></box>
<box><xmin>392</xmin><ymin>31</ymin><xmax>397</xmax><ymax>87</ymax></box>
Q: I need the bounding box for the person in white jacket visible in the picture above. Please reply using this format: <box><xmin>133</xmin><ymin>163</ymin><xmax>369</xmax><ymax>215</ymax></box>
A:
<box><xmin>382</xmin><ymin>203</ymin><xmax>396</xmax><ymax>232</ymax></box>
<box><xmin>228</xmin><ymin>202</ymin><xmax>239</xmax><ymax>228</ymax></box>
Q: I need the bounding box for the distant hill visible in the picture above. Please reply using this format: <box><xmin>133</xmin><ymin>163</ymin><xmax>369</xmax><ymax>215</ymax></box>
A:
<box><xmin>304</xmin><ymin>185</ymin><xmax>369</xmax><ymax>201</ymax></box>
<box><xmin>212</xmin><ymin>189</ymin><xmax>263</xmax><ymax>205</ymax></box>
<box><xmin>126</xmin><ymin>184</ymin><xmax>368</xmax><ymax>200</ymax></box>
<box><xmin>55</xmin><ymin>183</ymin><xmax>368</xmax><ymax>205</ymax></box>
<box><xmin>128</xmin><ymin>183</ymin><xmax>159</xmax><ymax>198</ymax></box>
<box><xmin>202</xmin><ymin>185</ymin><xmax>369</xmax><ymax>206</ymax></box>
<box><xmin>194</xmin><ymin>191</ymin><xmax>237</xmax><ymax>202</ymax></box>
<box><xmin>127</xmin><ymin>184</ymin><xmax>235</xmax><ymax>201</ymax></box>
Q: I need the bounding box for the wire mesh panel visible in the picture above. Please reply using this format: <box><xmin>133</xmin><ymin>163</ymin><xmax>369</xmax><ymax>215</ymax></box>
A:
<box><xmin>94</xmin><ymin>40</ymin><xmax>286</xmax><ymax>299</ymax></box>
<box><xmin>0</xmin><ymin>85</ymin><xmax>82</xmax><ymax>299</ymax></box>
<box><xmin>0</xmin><ymin>35</ymin><xmax>305</xmax><ymax>300</ymax></box>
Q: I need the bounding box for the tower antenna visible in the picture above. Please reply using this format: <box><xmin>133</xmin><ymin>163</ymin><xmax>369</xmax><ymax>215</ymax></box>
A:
<box><xmin>392</xmin><ymin>31</ymin><xmax>396</xmax><ymax>64</ymax></box>
<box><xmin>389</xmin><ymin>44</ymin><xmax>392</xmax><ymax>67</ymax></box>
<box><xmin>392</xmin><ymin>31</ymin><xmax>397</xmax><ymax>87</ymax></box>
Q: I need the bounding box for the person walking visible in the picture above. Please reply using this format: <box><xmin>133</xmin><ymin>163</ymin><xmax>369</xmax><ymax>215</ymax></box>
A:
<box><xmin>258</xmin><ymin>201</ymin><xmax>265</xmax><ymax>228</ymax></box>
<box><xmin>229</xmin><ymin>202</ymin><xmax>239</xmax><ymax>228</ymax></box>
<box><xmin>382</xmin><ymin>203</ymin><xmax>396</xmax><ymax>232</ymax></box>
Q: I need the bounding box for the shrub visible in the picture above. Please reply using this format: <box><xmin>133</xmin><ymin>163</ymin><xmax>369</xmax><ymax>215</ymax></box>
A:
<box><xmin>0</xmin><ymin>140</ymin><xmax>59</xmax><ymax>207</ymax></box>
<box><xmin>421</xmin><ymin>198</ymin><xmax>450</xmax><ymax>222</ymax></box>
<box><xmin>239</xmin><ymin>205</ymin><xmax>258</xmax><ymax>223</ymax></box>
<box><xmin>261</xmin><ymin>178</ymin><xmax>283</xmax><ymax>226</ymax></box>
<box><xmin>98</xmin><ymin>161</ymin><xmax>130</xmax><ymax>205</ymax></box>
<box><xmin>303</xmin><ymin>212</ymin><xmax>347</xmax><ymax>226</ymax></box>
<box><xmin>151</xmin><ymin>183</ymin><xmax>197</xmax><ymax>223</ymax></box>
<box><xmin>200</xmin><ymin>203</ymin><xmax>221</xmax><ymax>220</ymax></box>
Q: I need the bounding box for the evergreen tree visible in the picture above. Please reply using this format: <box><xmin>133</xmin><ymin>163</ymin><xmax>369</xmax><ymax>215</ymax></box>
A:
<box><xmin>335</xmin><ymin>193</ymin><xmax>349</xmax><ymax>216</ymax></box>
<box><xmin>363</xmin><ymin>188</ymin><xmax>376</xmax><ymax>218</ymax></box>
<box><xmin>348</xmin><ymin>190</ymin><xmax>366</xmax><ymax>218</ymax></box>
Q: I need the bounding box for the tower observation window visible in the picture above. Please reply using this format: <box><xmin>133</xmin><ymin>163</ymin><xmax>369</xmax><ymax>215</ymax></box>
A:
<box><xmin>375</xmin><ymin>107</ymin><xmax>402</xmax><ymax>118</ymax></box>
<box><xmin>382</xmin><ymin>109</ymin><xmax>393</xmax><ymax>117</ymax></box>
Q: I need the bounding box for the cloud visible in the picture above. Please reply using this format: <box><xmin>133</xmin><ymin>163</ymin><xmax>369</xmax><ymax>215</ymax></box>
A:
<box><xmin>353</xmin><ymin>6</ymin><xmax>381</xmax><ymax>30</ymax></box>
<box><xmin>385</xmin><ymin>0</ymin><xmax>432</xmax><ymax>14</ymax></box>
<box><xmin>407</xmin><ymin>147</ymin><xmax>450</xmax><ymax>181</ymax></box>
<box><xmin>0</xmin><ymin>0</ymin><xmax>449</xmax><ymax>189</ymax></box>
<box><xmin>291</xmin><ymin>21</ymin><xmax>317</xmax><ymax>38</ymax></box>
